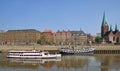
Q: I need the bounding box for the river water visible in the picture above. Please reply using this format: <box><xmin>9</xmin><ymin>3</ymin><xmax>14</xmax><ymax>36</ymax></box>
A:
<box><xmin>0</xmin><ymin>53</ymin><xmax>120</xmax><ymax>71</ymax></box>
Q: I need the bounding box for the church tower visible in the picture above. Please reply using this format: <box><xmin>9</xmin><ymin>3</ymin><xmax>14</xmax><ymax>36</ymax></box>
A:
<box><xmin>101</xmin><ymin>12</ymin><xmax>109</xmax><ymax>38</ymax></box>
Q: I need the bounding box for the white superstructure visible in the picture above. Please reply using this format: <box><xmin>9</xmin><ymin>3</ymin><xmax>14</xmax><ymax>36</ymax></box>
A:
<box><xmin>7</xmin><ymin>50</ymin><xmax>61</xmax><ymax>58</ymax></box>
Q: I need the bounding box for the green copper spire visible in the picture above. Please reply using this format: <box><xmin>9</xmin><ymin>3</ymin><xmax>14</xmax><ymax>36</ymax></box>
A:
<box><xmin>102</xmin><ymin>12</ymin><xmax>108</xmax><ymax>26</ymax></box>
<box><xmin>115</xmin><ymin>24</ymin><xmax>118</xmax><ymax>31</ymax></box>
<box><xmin>110</xmin><ymin>25</ymin><xmax>112</xmax><ymax>31</ymax></box>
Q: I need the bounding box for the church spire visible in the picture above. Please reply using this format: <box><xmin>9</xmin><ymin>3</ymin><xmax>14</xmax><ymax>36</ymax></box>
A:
<box><xmin>102</xmin><ymin>12</ymin><xmax>108</xmax><ymax>26</ymax></box>
<box><xmin>101</xmin><ymin>12</ymin><xmax>109</xmax><ymax>38</ymax></box>
<box><xmin>110</xmin><ymin>25</ymin><xmax>112</xmax><ymax>31</ymax></box>
<box><xmin>115</xmin><ymin>24</ymin><xmax>119</xmax><ymax>32</ymax></box>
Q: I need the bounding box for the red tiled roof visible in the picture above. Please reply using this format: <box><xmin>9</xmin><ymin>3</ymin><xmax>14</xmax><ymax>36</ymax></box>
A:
<box><xmin>43</xmin><ymin>30</ymin><xmax>53</xmax><ymax>33</ymax></box>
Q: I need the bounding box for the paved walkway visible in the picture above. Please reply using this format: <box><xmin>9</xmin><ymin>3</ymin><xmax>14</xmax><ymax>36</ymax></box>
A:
<box><xmin>0</xmin><ymin>45</ymin><xmax>120</xmax><ymax>51</ymax></box>
<box><xmin>0</xmin><ymin>45</ymin><xmax>59</xmax><ymax>51</ymax></box>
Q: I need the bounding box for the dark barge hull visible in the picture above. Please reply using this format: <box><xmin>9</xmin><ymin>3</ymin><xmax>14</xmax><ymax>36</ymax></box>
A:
<box><xmin>60</xmin><ymin>52</ymin><xmax>94</xmax><ymax>56</ymax></box>
<box><xmin>59</xmin><ymin>50</ymin><xmax>94</xmax><ymax>55</ymax></box>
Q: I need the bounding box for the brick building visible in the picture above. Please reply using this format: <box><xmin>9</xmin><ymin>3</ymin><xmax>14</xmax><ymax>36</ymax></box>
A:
<box><xmin>1</xmin><ymin>29</ymin><xmax>88</xmax><ymax>45</ymax></box>
<box><xmin>41</xmin><ymin>30</ymin><xmax>54</xmax><ymax>44</ymax></box>
<box><xmin>54</xmin><ymin>30</ymin><xmax>72</xmax><ymax>45</ymax></box>
<box><xmin>54</xmin><ymin>30</ymin><xmax>87</xmax><ymax>45</ymax></box>
<box><xmin>0</xmin><ymin>30</ymin><xmax>5</xmax><ymax>45</ymax></box>
<box><xmin>2</xmin><ymin>29</ymin><xmax>41</xmax><ymax>45</ymax></box>
<box><xmin>70</xmin><ymin>30</ymin><xmax>87</xmax><ymax>45</ymax></box>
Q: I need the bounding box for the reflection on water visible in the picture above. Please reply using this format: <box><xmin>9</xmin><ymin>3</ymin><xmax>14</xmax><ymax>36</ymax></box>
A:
<box><xmin>0</xmin><ymin>53</ymin><xmax>120</xmax><ymax>71</ymax></box>
<box><xmin>94</xmin><ymin>54</ymin><xmax>120</xmax><ymax>71</ymax></box>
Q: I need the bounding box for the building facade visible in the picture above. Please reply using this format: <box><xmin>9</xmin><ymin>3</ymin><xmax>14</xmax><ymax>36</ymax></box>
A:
<box><xmin>70</xmin><ymin>30</ymin><xmax>87</xmax><ymax>45</ymax></box>
<box><xmin>41</xmin><ymin>30</ymin><xmax>54</xmax><ymax>45</ymax></box>
<box><xmin>2</xmin><ymin>29</ymin><xmax>41</xmax><ymax>45</ymax></box>
<box><xmin>1</xmin><ymin>29</ymin><xmax>88</xmax><ymax>45</ymax></box>
<box><xmin>54</xmin><ymin>30</ymin><xmax>72</xmax><ymax>45</ymax></box>
<box><xmin>54</xmin><ymin>30</ymin><xmax>87</xmax><ymax>45</ymax></box>
<box><xmin>0</xmin><ymin>30</ymin><xmax>5</xmax><ymax>45</ymax></box>
<box><xmin>101</xmin><ymin>13</ymin><xmax>120</xmax><ymax>44</ymax></box>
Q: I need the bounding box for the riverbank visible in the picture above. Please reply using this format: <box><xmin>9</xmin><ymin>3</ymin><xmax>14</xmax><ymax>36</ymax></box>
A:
<box><xmin>0</xmin><ymin>45</ymin><xmax>60</xmax><ymax>52</ymax></box>
<box><xmin>0</xmin><ymin>45</ymin><xmax>120</xmax><ymax>53</ymax></box>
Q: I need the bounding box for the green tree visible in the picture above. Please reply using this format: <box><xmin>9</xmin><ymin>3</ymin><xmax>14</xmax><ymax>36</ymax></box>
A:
<box><xmin>37</xmin><ymin>35</ymin><xmax>46</xmax><ymax>45</ymax></box>
<box><xmin>95</xmin><ymin>36</ymin><xmax>101</xmax><ymax>43</ymax></box>
<box><xmin>51</xmin><ymin>38</ymin><xmax>55</xmax><ymax>45</ymax></box>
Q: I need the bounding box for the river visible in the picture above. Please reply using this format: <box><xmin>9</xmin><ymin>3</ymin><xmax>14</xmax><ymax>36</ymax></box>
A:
<box><xmin>0</xmin><ymin>53</ymin><xmax>120</xmax><ymax>71</ymax></box>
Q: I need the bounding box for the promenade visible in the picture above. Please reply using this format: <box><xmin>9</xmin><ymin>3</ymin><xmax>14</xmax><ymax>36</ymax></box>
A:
<box><xmin>0</xmin><ymin>45</ymin><xmax>120</xmax><ymax>51</ymax></box>
<box><xmin>0</xmin><ymin>45</ymin><xmax>59</xmax><ymax>52</ymax></box>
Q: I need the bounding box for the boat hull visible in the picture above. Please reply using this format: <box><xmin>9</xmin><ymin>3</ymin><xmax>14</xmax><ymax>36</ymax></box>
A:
<box><xmin>59</xmin><ymin>48</ymin><xmax>95</xmax><ymax>54</ymax></box>
<box><xmin>7</xmin><ymin>54</ymin><xmax>61</xmax><ymax>59</ymax></box>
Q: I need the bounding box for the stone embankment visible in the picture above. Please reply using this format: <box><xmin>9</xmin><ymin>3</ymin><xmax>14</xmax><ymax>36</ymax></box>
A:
<box><xmin>93</xmin><ymin>45</ymin><xmax>120</xmax><ymax>54</ymax></box>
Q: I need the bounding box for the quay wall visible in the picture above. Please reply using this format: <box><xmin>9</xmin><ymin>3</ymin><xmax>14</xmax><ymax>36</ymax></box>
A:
<box><xmin>93</xmin><ymin>45</ymin><xmax>120</xmax><ymax>54</ymax></box>
<box><xmin>94</xmin><ymin>46</ymin><xmax>120</xmax><ymax>50</ymax></box>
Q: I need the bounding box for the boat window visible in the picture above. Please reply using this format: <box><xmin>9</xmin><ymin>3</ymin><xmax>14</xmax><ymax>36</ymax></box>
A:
<box><xmin>45</xmin><ymin>53</ymin><xmax>48</xmax><ymax>55</ymax></box>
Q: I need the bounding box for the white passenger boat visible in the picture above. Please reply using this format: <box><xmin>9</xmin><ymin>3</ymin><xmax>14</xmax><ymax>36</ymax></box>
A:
<box><xmin>7</xmin><ymin>50</ymin><xmax>61</xmax><ymax>58</ymax></box>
